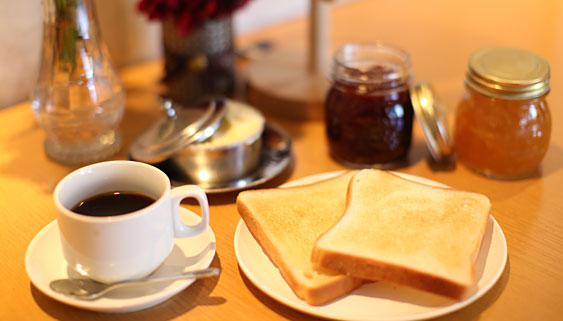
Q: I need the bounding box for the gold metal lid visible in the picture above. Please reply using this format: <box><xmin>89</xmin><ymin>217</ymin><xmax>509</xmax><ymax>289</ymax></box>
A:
<box><xmin>410</xmin><ymin>82</ymin><xmax>453</xmax><ymax>161</ymax></box>
<box><xmin>466</xmin><ymin>47</ymin><xmax>550</xmax><ymax>99</ymax></box>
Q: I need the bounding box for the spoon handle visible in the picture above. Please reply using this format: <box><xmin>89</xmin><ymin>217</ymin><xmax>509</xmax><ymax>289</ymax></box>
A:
<box><xmin>92</xmin><ymin>267</ymin><xmax>221</xmax><ymax>299</ymax></box>
<box><xmin>111</xmin><ymin>267</ymin><xmax>221</xmax><ymax>287</ymax></box>
<box><xmin>50</xmin><ymin>267</ymin><xmax>221</xmax><ymax>300</ymax></box>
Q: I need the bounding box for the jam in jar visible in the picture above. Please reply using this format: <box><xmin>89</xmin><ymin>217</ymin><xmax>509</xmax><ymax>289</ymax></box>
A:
<box><xmin>325</xmin><ymin>43</ymin><xmax>414</xmax><ymax>168</ymax></box>
<box><xmin>455</xmin><ymin>47</ymin><xmax>551</xmax><ymax>179</ymax></box>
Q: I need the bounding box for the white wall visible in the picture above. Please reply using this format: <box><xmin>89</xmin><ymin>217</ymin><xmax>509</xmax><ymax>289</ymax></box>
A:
<box><xmin>0</xmin><ymin>0</ymin><xmax>42</xmax><ymax>109</ymax></box>
<box><xmin>234</xmin><ymin>0</ymin><xmax>307</xmax><ymax>34</ymax></box>
<box><xmin>0</xmin><ymin>0</ymin><xmax>308</xmax><ymax>108</ymax></box>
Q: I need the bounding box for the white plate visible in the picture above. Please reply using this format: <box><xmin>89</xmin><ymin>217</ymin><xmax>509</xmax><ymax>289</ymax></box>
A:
<box><xmin>25</xmin><ymin>207</ymin><xmax>216</xmax><ymax>313</ymax></box>
<box><xmin>234</xmin><ymin>171</ymin><xmax>508</xmax><ymax>320</ymax></box>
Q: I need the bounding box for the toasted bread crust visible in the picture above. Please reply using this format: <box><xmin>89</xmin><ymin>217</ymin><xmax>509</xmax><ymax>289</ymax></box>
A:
<box><xmin>236</xmin><ymin>172</ymin><xmax>364</xmax><ymax>305</ymax></box>
<box><xmin>311</xmin><ymin>249</ymin><xmax>467</xmax><ymax>300</ymax></box>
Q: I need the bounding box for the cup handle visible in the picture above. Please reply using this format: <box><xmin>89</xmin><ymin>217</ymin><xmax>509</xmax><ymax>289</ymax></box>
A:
<box><xmin>170</xmin><ymin>185</ymin><xmax>210</xmax><ymax>238</ymax></box>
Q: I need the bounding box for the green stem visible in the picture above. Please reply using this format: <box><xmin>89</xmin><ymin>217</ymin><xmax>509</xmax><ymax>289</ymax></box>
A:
<box><xmin>55</xmin><ymin>0</ymin><xmax>80</xmax><ymax>71</ymax></box>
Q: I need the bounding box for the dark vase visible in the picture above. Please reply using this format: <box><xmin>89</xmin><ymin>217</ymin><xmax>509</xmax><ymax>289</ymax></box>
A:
<box><xmin>161</xmin><ymin>17</ymin><xmax>236</xmax><ymax>105</ymax></box>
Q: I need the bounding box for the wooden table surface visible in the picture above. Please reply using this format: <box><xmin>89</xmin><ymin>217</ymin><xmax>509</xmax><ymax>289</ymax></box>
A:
<box><xmin>2</xmin><ymin>0</ymin><xmax>562</xmax><ymax>320</ymax></box>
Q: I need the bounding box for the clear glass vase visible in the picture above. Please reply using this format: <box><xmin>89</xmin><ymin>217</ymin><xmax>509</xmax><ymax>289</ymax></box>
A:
<box><xmin>31</xmin><ymin>0</ymin><xmax>125</xmax><ymax>165</ymax></box>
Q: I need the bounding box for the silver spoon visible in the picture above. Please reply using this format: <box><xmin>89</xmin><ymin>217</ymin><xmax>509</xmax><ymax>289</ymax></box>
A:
<box><xmin>50</xmin><ymin>267</ymin><xmax>220</xmax><ymax>300</ymax></box>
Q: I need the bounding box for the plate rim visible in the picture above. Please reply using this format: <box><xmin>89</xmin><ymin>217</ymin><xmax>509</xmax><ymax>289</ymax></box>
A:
<box><xmin>234</xmin><ymin>170</ymin><xmax>508</xmax><ymax>320</ymax></box>
<box><xmin>25</xmin><ymin>207</ymin><xmax>216</xmax><ymax>313</ymax></box>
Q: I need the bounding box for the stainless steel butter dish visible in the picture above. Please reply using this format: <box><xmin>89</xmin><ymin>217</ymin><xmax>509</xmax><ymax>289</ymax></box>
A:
<box><xmin>130</xmin><ymin>98</ymin><xmax>269</xmax><ymax>186</ymax></box>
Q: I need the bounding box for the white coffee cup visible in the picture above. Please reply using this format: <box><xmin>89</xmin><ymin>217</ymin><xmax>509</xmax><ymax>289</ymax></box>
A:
<box><xmin>54</xmin><ymin>160</ymin><xmax>210</xmax><ymax>284</ymax></box>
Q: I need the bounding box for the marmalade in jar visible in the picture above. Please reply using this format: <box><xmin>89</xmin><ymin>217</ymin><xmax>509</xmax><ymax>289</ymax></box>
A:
<box><xmin>325</xmin><ymin>43</ymin><xmax>414</xmax><ymax>168</ymax></box>
<box><xmin>454</xmin><ymin>47</ymin><xmax>551</xmax><ymax>179</ymax></box>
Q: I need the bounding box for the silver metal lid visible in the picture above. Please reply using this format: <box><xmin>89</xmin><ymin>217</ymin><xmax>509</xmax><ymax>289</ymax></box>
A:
<box><xmin>410</xmin><ymin>82</ymin><xmax>453</xmax><ymax>161</ymax></box>
<box><xmin>129</xmin><ymin>98</ymin><xmax>226</xmax><ymax>163</ymax></box>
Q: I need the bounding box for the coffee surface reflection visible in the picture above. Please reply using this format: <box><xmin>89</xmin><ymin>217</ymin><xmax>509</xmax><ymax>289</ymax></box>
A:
<box><xmin>71</xmin><ymin>191</ymin><xmax>156</xmax><ymax>217</ymax></box>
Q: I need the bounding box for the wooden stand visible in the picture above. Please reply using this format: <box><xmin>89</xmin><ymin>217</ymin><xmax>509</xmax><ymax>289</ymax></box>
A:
<box><xmin>247</xmin><ymin>0</ymin><xmax>331</xmax><ymax>121</ymax></box>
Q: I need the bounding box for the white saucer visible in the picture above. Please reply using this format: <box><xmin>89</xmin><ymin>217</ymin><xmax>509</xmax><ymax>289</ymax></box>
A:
<box><xmin>234</xmin><ymin>171</ymin><xmax>508</xmax><ymax>320</ymax></box>
<box><xmin>25</xmin><ymin>207</ymin><xmax>216</xmax><ymax>313</ymax></box>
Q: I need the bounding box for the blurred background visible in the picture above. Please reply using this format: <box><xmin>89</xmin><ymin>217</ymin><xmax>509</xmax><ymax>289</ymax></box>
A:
<box><xmin>1</xmin><ymin>0</ymin><xmax>562</xmax><ymax>110</ymax></box>
<box><xmin>0</xmin><ymin>0</ymin><xmax>308</xmax><ymax>109</ymax></box>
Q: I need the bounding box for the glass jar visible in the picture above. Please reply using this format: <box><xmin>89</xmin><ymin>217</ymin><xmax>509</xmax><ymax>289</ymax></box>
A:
<box><xmin>325</xmin><ymin>43</ymin><xmax>414</xmax><ymax>168</ymax></box>
<box><xmin>454</xmin><ymin>47</ymin><xmax>551</xmax><ymax>179</ymax></box>
<box><xmin>31</xmin><ymin>0</ymin><xmax>125</xmax><ymax>165</ymax></box>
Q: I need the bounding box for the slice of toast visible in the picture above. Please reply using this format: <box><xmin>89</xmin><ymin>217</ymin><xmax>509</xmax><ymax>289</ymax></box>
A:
<box><xmin>312</xmin><ymin>169</ymin><xmax>491</xmax><ymax>300</ymax></box>
<box><xmin>236</xmin><ymin>171</ymin><xmax>364</xmax><ymax>305</ymax></box>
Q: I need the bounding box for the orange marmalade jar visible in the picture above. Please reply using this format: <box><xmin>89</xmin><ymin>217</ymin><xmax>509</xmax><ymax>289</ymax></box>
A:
<box><xmin>455</xmin><ymin>47</ymin><xmax>551</xmax><ymax>179</ymax></box>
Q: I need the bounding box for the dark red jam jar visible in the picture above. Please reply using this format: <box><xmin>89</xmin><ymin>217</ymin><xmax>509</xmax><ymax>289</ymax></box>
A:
<box><xmin>325</xmin><ymin>43</ymin><xmax>414</xmax><ymax>168</ymax></box>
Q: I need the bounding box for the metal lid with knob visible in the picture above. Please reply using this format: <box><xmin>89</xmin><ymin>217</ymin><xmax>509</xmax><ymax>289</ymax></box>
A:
<box><xmin>129</xmin><ymin>98</ymin><xmax>226</xmax><ymax>164</ymax></box>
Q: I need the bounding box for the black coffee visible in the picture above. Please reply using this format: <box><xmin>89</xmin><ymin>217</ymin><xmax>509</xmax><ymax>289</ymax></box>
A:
<box><xmin>71</xmin><ymin>191</ymin><xmax>156</xmax><ymax>217</ymax></box>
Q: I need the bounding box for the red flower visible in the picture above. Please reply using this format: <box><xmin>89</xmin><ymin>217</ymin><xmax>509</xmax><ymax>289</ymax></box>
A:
<box><xmin>138</xmin><ymin>0</ymin><xmax>251</xmax><ymax>35</ymax></box>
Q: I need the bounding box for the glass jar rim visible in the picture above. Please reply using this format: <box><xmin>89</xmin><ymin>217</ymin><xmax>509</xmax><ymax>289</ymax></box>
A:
<box><xmin>331</xmin><ymin>42</ymin><xmax>412</xmax><ymax>86</ymax></box>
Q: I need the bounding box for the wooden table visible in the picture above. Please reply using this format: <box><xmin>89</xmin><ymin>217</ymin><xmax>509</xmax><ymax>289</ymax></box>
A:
<box><xmin>2</xmin><ymin>0</ymin><xmax>562</xmax><ymax>320</ymax></box>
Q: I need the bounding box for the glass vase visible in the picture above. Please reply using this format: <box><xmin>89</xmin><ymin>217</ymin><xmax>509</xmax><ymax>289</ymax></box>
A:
<box><xmin>31</xmin><ymin>0</ymin><xmax>125</xmax><ymax>165</ymax></box>
<box><xmin>161</xmin><ymin>17</ymin><xmax>236</xmax><ymax>105</ymax></box>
